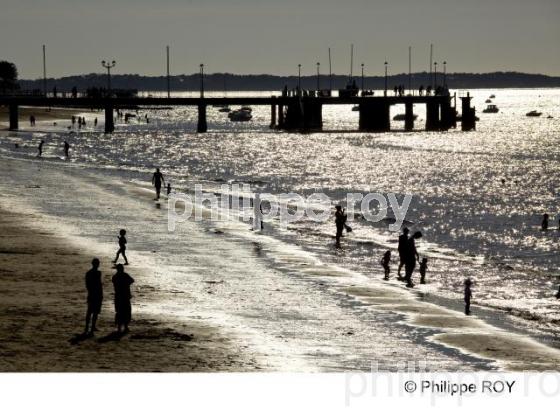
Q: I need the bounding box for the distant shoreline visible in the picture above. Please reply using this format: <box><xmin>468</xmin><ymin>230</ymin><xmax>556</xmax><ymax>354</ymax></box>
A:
<box><xmin>17</xmin><ymin>71</ymin><xmax>560</xmax><ymax>93</ymax></box>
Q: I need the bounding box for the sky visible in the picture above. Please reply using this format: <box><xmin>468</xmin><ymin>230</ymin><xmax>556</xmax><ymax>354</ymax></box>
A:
<box><xmin>1</xmin><ymin>0</ymin><xmax>559</xmax><ymax>79</ymax></box>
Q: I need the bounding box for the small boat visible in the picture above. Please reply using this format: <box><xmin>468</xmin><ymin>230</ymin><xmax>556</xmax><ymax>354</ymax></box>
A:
<box><xmin>482</xmin><ymin>104</ymin><xmax>499</xmax><ymax>113</ymax></box>
<box><xmin>352</xmin><ymin>105</ymin><xmax>360</xmax><ymax>111</ymax></box>
<box><xmin>489</xmin><ymin>94</ymin><xmax>496</xmax><ymax>98</ymax></box>
<box><xmin>229</xmin><ymin>109</ymin><xmax>252</xmax><ymax>122</ymax></box>
<box><xmin>485</xmin><ymin>99</ymin><xmax>492</xmax><ymax>103</ymax></box>
<box><xmin>526</xmin><ymin>110</ymin><xmax>542</xmax><ymax>117</ymax></box>
<box><xmin>393</xmin><ymin>113</ymin><xmax>418</xmax><ymax>121</ymax></box>
<box><xmin>240</xmin><ymin>106</ymin><xmax>252</xmax><ymax>112</ymax></box>
<box><xmin>219</xmin><ymin>106</ymin><xmax>231</xmax><ymax>113</ymax></box>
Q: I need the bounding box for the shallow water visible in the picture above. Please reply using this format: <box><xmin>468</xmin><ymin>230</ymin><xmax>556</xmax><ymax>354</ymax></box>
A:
<box><xmin>1</xmin><ymin>88</ymin><xmax>560</xmax><ymax>368</ymax></box>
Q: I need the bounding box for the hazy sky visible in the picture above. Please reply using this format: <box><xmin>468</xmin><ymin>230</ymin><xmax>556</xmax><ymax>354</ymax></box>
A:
<box><xmin>1</xmin><ymin>0</ymin><xmax>559</xmax><ymax>79</ymax></box>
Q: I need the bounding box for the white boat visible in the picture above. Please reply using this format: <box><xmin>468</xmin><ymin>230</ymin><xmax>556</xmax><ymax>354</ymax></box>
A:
<box><xmin>482</xmin><ymin>104</ymin><xmax>499</xmax><ymax>113</ymax></box>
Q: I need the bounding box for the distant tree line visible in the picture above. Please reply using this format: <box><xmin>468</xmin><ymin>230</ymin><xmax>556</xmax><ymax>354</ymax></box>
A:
<box><xmin>13</xmin><ymin>71</ymin><xmax>560</xmax><ymax>93</ymax></box>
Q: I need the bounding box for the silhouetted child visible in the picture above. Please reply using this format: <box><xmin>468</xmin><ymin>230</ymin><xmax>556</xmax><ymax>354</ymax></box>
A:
<box><xmin>464</xmin><ymin>278</ymin><xmax>472</xmax><ymax>315</ymax></box>
<box><xmin>84</xmin><ymin>258</ymin><xmax>103</xmax><ymax>335</ymax></box>
<box><xmin>380</xmin><ymin>250</ymin><xmax>391</xmax><ymax>280</ymax></box>
<box><xmin>542</xmin><ymin>213</ymin><xmax>549</xmax><ymax>231</ymax></box>
<box><xmin>112</xmin><ymin>264</ymin><xmax>134</xmax><ymax>333</ymax></box>
<box><xmin>113</xmin><ymin>229</ymin><xmax>129</xmax><ymax>265</ymax></box>
<box><xmin>419</xmin><ymin>257</ymin><xmax>428</xmax><ymax>284</ymax></box>
<box><xmin>166</xmin><ymin>183</ymin><xmax>172</xmax><ymax>196</ymax></box>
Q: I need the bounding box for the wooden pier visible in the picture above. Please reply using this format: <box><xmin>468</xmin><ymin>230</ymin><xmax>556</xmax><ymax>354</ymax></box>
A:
<box><xmin>0</xmin><ymin>94</ymin><xmax>476</xmax><ymax>134</ymax></box>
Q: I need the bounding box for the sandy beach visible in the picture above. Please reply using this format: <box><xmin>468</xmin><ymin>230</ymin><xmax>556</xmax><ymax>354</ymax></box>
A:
<box><xmin>0</xmin><ymin>106</ymin><xmax>85</xmax><ymax>128</ymax></box>
<box><xmin>0</xmin><ymin>197</ymin><xmax>260</xmax><ymax>372</ymax></box>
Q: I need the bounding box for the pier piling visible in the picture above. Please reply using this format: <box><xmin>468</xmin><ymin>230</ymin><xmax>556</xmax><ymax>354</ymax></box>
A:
<box><xmin>8</xmin><ymin>104</ymin><xmax>18</xmax><ymax>131</ymax></box>
<box><xmin>404</xmin><ymin>101</ymin><xmax>414</xmax><ymax>131</ymax></box>
<box><xmin>104</xmin><ymin>104</ymin><xmax>114</xmax><ymax>133</ymax></box>
<box><xmin>197</xmin><ymin>103</ymin><xmax>207</xmax><ymax>133</ymax></box>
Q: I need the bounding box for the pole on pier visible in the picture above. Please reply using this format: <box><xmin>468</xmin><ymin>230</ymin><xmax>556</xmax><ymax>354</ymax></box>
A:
<box><xmin>278</xmin><ymin>103</ymin><xmax>284</xmax><ymax>128</ymax></box>
<box><xmin>42</xmin><ymin>45</ymin><xmax>47</xmax><ymax>97</ymax></box>
<box><xmin>328</xmin><ymin>47</ymin><xmax>332</xmax><ymax>91</ymax></box>
<box><xmin>408</xmin><ymin>46</ymin><xmax>412</xmax><ymax>94</ymax></box>
<box><xmin>361</xmin><ymin>63</ymin><xmax>364</xmax><ymax>92</ymax></box>
<box><xmin>166</xmin><ymin>45</ymin><xmax>171</xmax><ymax>98</ymax></box>
<box><xmin>384</xmin><ymin>62</ymin><xmax>388</xmax><ymax>97</ymax></box>
<box><xmin>316</xmin><ymin>62</ymin><xmax>320</xmax><ymax>92</ymax></box>
<box><xmin>297</xmin><ymin>64</ymin><xmax>301</xmax><ymax>93</ymax></box>
<box><xmin>349</xmin><ymin>44</ymin><xmax>354</xmax><ymax>83</ymax></box>
<box><xmin>104</xmin><ymin>104</ymin><xmax>114</xmax><ymax>133</ymax></box>
<box><xmin>429</xmin><ymin>44</ymin><xmax>433</xmax><ymax>89</ymax></box>
<box><xmin>9</xmin><ymin>104</ymin><xmax>19</xmax><ymax>131</ymax></box>
<box><xmin>199</xmin><ymin>64</ymin><xmax>205</xmax><ymax>98</ymax></box>
<box><xmin>434</xmin><ymin>62</ymin><xmax>438</xmax><ymax>89</ymax></box>
<box><xmin>405</xmin><ymin>101</ymin><xmax>414</xmax><ymax>131</ymax></box>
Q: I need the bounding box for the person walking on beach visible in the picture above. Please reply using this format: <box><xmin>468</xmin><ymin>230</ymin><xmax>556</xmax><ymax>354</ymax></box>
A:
<box><xmin>380</xmin><ymin>250</ymin><xmax>391</xmax><ymax>280</ymax></box>
<box><xmin>113</xmin><ymin>229</ymin><xmax>129</xmax><ymax>265</ymax></box>
<box><xmin>152</xmin><ymin>168</ymin><xmax>165</xmax><ymax>200</ymax></box>
<box><xmin>84</xmin><ymin>258</ymin><xmax>103</xmax><ymax>335</ymax></box>
<box><xmin>464</xmin><ymin>278</ymin><xmax>473</xmax><ymax>315</ymax></box>
<box><xmin>541</xmin><ymin>213</ymin><xmax>549</xmax><ymax>231</ymax></box>
<box><xmin>334</xmin><ymin>205</ymin><xmax>347</xmax><ymax>247</ymax></box>
<box><xmin>29</xmin><ymin>115</ymin><xmax>36</xmax><ymax>126</ymax></box>
<box><xmin>397</xmin><ymin>227</ymin><xmax>410</xmax><ymax>280</ymax></box>
<box><xmin>37</xmin><ymin>140</ymin><xmax>45</xmax><ymax>157</ymax></box>
<box><xmin>63</xmin><ymin>141</ymin><xmax>70</xmax><ymax>158</ymax></box>
<box><xmin>112</xmin><ymin>264</ymin><xmax>134</xmax><ymax>334</ymax></box>
<box><xmin>166</xmin><ymin>183</ymin><xmax>172</xmax><ymax>196</ymax></box>
<box><xmin>419</xmin><ymin>257</ymin><xmax>428</xmax><ymax>284</ymax></box>
<box><xmin>404</xmin><ymin>231</ymin><xmax>422</xmax><ymax>288</ymax></box>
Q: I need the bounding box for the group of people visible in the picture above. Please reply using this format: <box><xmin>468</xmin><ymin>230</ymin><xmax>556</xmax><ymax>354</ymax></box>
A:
<box><xmin>71</xmin><ymin>115</ymin><xmax>95</xmax><ymax>129</ymax></box>
<box><xmin>35</xmin><ymin>139</ymin><xmax>71</xmax><ymax>158</ymax></box>
<box><xmin>84</xmin><ymin>230</ymin><xmax>134</xmax><ymax>336</ymax></box>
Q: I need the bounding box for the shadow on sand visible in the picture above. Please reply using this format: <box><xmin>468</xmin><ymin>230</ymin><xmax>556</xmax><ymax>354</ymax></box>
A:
<box><xmin>97</xmin><ymin>331</ymin><xmax>126</xmax><ymax>343</ymax></box>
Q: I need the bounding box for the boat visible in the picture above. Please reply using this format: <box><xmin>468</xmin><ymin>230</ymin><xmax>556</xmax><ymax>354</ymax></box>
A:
<box><xmin>482</xmin><ymin>104</ymin><xmax>499</xmax><ymax>113</ymax></box>
<box><xmin>218</xmin><ymin>106</ymin><xmax>231</xmax><ymax>113</ymax></box>
<box><xmin>526</xmin><ymin>110</ymin><xmax>542</xmax><ymax>117</ymax></box>
<box><xmin>393</xmin><ymin>113</ymin><xmax>419</xmax><ymax>121</ymax></box>
<box><xmin>351</xmin><ymin>105</ymin><xmax>360</xmax><ymax>111</ymax></box>
<box><xmin>240</xmin><ymin>106</ymin><xmax>252</xmax><ymax>112</ymax></box>
<box><xmin>485</xmin><ymin>99</ymin><xmax>492</xmax><ymax>103</ymax></box>
<box><xmin>489</xmin><ymin>94</ymin><xmax>496</xmax><ymax>98</ymax></box>
<box><xmin>229</xmin><ymin>109</ymin><xmax>252</xmax><ymax>122</ymax></box>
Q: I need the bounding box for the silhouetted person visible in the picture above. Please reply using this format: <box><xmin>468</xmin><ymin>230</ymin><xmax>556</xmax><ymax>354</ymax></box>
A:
<box><xmin>380</xmin><ymin>250</ymin><xmax>391</xmax><ymax>280</ymax></box>
<box><xmin>72</xmin><ymin>115</ymin><xmax>76</xmax><ymax>126</ymax></box>
<box><xmin>404</xmin><ymin>231</ymin><xmax>422</xmax><ymax>288</ymax></box>
<box><xmin>112</xmin><ymin>264</ymin><xmax>134</xmax><ymax>333</ymax></box>
<box><xmin>464</xmin><ymin>278</ymin><xmax>473</xmax><ymax>315</ymax></box>
<box><xmin>53</xmin><ymin>86</ymin><xmax>57</xmax><ymax>98</ymax></box>
<box><xmin>166</xmin><ymin>183</ymin><xmax>172</xmax><ymax>196</ymax></box>
<box><xmin>556</xmin><ymin>285</ymin><xmax>560</xmax><ymax>299</ymax></box>
<box><xmin>397</xmin><ymin>227</ymin><xmax>410</xmax><ymax>280</ymax></box>
<box><xmin>419</xmin><ymin>257</ymin><xmax>428</xmax><ymax>284</ymax></box>
<box><xmin>84</xmin><ymin>258</ymin><xmax>103</xmax><ymax>335</ymax></box>
<box><xmin>37</xmin><ymin>140</ymin><xmax>44</xmax><ymax>157</ymax></box>
<box><xmin>334</xmin><ymin>205</ymin><xmax>346</xmax><ymax>247</ymax></box>
<box><xmin>29</xmin><ymin>115</ymin><xmax>35</xmax><ymax>126</ymax></box>
<box><xmin>152</xmin><ymin>168</ymin><xmax>165</xmax><ymax>200</ymax></box>
<box><xmin>94</xmin><ymin>117</ymin><xmax>98</xmax><ymax>127</ymax></box>
<box><xmin>541</xmin><ymin>213</ymin><xmax>549</xmax><ymax>231</ymax></box>
<box><xmin>64</xmin><ymin>141</ymin><xmax>70</xmax><ymax>158</ymax></box>
<box><xmin>113</xmin><ymin>229</ymin><xmax>129</xmax><ymax>265</ymax></box>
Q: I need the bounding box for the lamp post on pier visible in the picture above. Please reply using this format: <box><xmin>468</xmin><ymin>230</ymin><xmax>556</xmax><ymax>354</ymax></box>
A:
<box><xmin>298</xmin><ymin>64</ymin><xmax>302</xmax><ymax>93</ymax></box>
<box><xmin>361</xmin><ymin>63</ymin><xmax>364</xmax><ymax>93</ymax></box>
<box><xmin>199</xmin><ymin>64</ymin><xmax>205</xmax><ymax>98</ymax></box>
<box><xmin>384</xmin><ymin>61</ymin><xmax>388</xmax><ymax>97</ymax></box>
<box><xmin>101</xmin><ymin>60</ymin><xmax>116</xmax><ymax>96</ymax></box>
<box><xmin>316</xmin><ymin>62</ymin><xmax>320</xmax><ymax>92</ymax></box>
<box><xmin>433</xmin><ymin>61</ymin><xmax>438</xmax><ymax>90</ymax></box>
<box><xmin>443</xmin><ymin>61</ymin><xmax>447</xmax><ymax>87</ymax></box>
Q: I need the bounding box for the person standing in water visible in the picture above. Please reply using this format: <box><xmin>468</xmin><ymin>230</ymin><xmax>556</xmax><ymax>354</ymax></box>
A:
<box><xmin>84</xmin><ymin>258</ymin><xmax>103</xmax><ymax>335</ymax></box>
<box><xmin>380</xmin><ymin>250</ymin><xmax>391</xmax><ymax>280</ymax></box>
<box><xmin>113</xmin><ymin>229</ymin><xmax>129</xmax><ymax>265</ymax></box>
<box><xmin>555</xmin><ymin>285</ymin><xmax>560</xmax><ymax>299</ymax></box>
<box><xmin>37</xmin><ymin>140</ymin><xmax>45</xmax><ymax>157</ymax></box>
<box><xmin>541</xmin><ymin>213</ymin><xmax>549</xmax><ymax>231</ymax></box>
<box><xmin>112</xmin><ymin>264</ymin><xmax>134</xmax><ymax>334</ymax></box>
<box><xmin>397</xmin><ymin>227</ymin><xmax>410</xmax><ymax>280</ymax></box>
<box><xmin>464</xmin><ymin>278</ymin><xmax>473</xmax><ymax>315</ymax></box>
<box><xmin>166</xmin><ymin>183</ymin><xmax>172</xmax><ymax>196</ymax></box>
<box><xmin>404</xmin><ymin>231</ymin><xmax>422</xmax><ymax>288</ymax></box>
<box><xmin>152</xmin><ymin>168</ymin><xmax>165</xmax><ymax>200</ymax></box>
<box><xmin>63</xmin><ymin>141</ymin><xmax>70</xmax><ymax>158</ymax></box>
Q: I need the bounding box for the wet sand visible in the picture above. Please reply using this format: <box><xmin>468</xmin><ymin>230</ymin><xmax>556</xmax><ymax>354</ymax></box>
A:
<box><xmin>0</xmin><ymin>208</ymin><xmax>260</xmax><ymax>371</ymax></box>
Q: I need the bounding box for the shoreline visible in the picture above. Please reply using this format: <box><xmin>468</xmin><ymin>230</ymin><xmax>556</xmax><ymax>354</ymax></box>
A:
<box><xmin>0</xmin><ymin>152</ymin><xmax>559</xmax><ymax>371</ymax></box>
